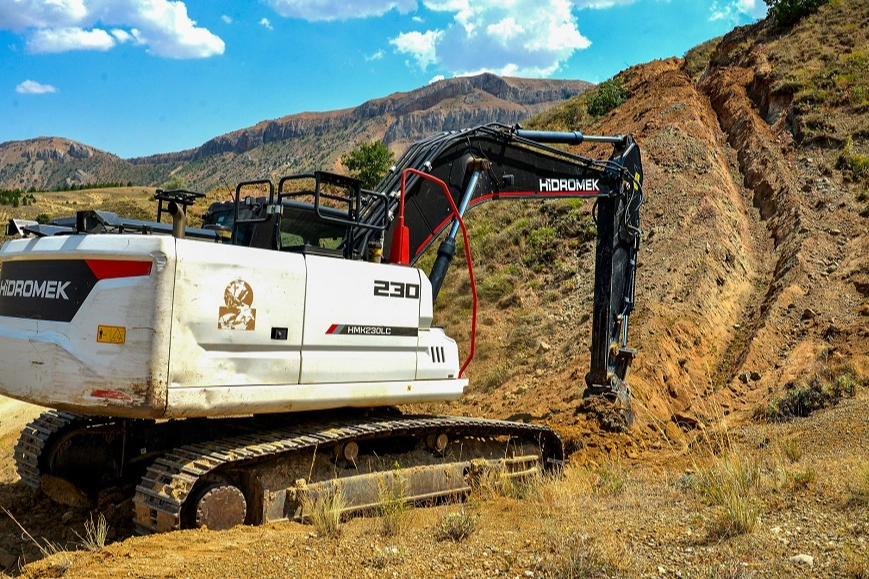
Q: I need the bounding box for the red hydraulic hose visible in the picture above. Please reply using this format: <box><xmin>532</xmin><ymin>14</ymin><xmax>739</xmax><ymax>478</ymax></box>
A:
<box><xmin>399</xmin><ymin>169</ymin><xmax>478</xmax><ymax>377</ymax></box>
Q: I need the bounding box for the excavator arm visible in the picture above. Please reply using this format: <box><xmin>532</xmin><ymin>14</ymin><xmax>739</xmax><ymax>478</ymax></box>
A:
<box><xmin>357</xmin><ymin>123</ymin><xmax>644</xmax><ymax>404</ymax></box>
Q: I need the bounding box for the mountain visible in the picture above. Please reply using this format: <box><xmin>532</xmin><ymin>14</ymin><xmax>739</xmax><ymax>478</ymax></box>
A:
<box><xmin>0</xmin><ymin>73</ymin><xmax>592</xmax><ymax>193</ymax></box>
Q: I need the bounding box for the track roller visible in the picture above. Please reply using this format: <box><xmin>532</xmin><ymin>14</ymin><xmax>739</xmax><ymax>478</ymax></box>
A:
<box><xmin>425</xmin><ymin>432</ymin><xmax>449</xmax><ymax>454</ymax></box>
<box><xmin>333</xmin><ymin>441</ymin><xmax>359</xmax><ymax>463</ymax></box>
<box><xmin>193</xmin><ymin>483</ymin><xmax>247</xmax><ymax>530</ymax></box>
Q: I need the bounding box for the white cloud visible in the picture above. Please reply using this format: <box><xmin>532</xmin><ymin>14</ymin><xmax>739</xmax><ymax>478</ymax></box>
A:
<box><xmin>572</xmin><ymin>0</ymin><xmax>639</xmax><ymax>8</ymax></box>
<box><xmin>390</xmin><ymin>29</ymin><xmax>443</xmax><ymax>70</ymax></box>
<box><xmin>265</xmin><ymin>0</ymin><xmax>417</xmax><ymax>21</ymax></box>
<box><xmin>429</xmin><ymin>74</ymin><xmax>445</xmax><ymax>84</ymax></box>
<box><xmin>16</xmin><ymin>79</ymin><xmax>58</xmax><ymax>94</ymax></box>
<box><xmin>260</xmin><ymin>17</ymin><xmax>273</xmax><ymax>30</ymax></box>
<box><xmin>391</xmin><ymin>0</ymin><xmax>590</xmax><ymax>78</ymax></box>
<box><xmin>221</xmin><ymin>15</ymin><xmax>232</xmax><ymax>24</ymax></box>
<box><xmin>27</xmin><ymin>26</ymin><xmax>114</xmax><ymax>52</ymax></box>
<box><xmin>110</xmin><ymin>28</ymin><xmax>133</xmax><ymax>43</ymax></box>
<box><xmin>710</xmin><ymin>0</ymin><xmax>767</xmax><ymax>22</ymax></box>
<box><xmin>0</xmin><ymin>0</ymin><xmax>224</xmax><ymax>59</ymax></box>
<box><xmin>366</xmin><ymin>49</ymin><xmax>385</xmax><ymax>61</ymax></box>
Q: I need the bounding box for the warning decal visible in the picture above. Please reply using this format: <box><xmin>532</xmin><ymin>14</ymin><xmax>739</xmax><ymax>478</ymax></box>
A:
<box><xmin>97</xmin><ymin>325</ymin><xmax>126</xmax><ymax>344</ymax></box>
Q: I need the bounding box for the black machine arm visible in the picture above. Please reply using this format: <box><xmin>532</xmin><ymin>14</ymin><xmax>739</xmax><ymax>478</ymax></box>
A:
<box><xmin>357</xmin><ymin>123</ymin><xmax>644</xmax><ymax>402</ymax></box>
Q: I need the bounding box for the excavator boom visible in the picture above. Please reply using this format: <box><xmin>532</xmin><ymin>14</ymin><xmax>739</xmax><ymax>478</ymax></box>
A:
<box><xmin>357</xmin><ymin>123</ymin><xmax>644</xmax><ymax>400</ymax></box>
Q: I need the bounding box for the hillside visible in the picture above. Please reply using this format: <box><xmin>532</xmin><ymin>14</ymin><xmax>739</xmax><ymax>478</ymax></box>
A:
<box><xmin>0</xmin><ymin>74</ymin><xmax>591</xmax><ymax>193</ymax></box>
<box><xmin>1</xmin><ymin>1</ymin><xmax>869</xmax><ymax>577</ymax></box>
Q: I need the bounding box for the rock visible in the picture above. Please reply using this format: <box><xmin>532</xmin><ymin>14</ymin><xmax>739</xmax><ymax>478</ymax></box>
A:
<box><xmin>789</xmin><ymin>554</ymin><xmax>814</xmax><ymax>567</ymax></box>
<box><xmin>801</xmin><ymin>308</ymin><xmax>816</xmax><ymax>321</ymax></box>
<box><xmin>750</xmin><ymin>371</ymin><xmax>762</xmax><ymax>381</ymax></box>
<box><xmin>664</xmin><ymin>421</ymin><xmax>683</xmax><ymax>444</ymax></box>
<box><xmin>0</xmin><ymin>548</ymin><xmax>16</xmax><ymax>570</ymax></box>
<box><xmin>672</xmin><ymin>412</ymin><xmax>699</xmax><ymax>428</ymax></box>
<box><xmin>62</xmin><ymin>510</ymin><xmax>76</xmax><ymax>524</ymax></box>
<box><xmin>41</xmin><ymin>474</ymin><xmax>95</xmax><ymax>509</ymax></box>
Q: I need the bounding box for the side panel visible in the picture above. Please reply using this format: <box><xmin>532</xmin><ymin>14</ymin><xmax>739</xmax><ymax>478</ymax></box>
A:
<box><xmin>164</xmin><ymin>378</ymin><xmax>466</xmax><ymax>418</ymax></box>
<box><xmin>0</xmin><ymin>235</ymin><xmax>174</xmax><ymax>418</ymax></box>
<box><xmin>168</xmin><ymin>240</ymin><xmax>307</xmax><ymax>388</ymax></box>
<box><xmin>300</xmin><ymin>256</ymin><xmax>424</xmax><ymax>383</ymax></box>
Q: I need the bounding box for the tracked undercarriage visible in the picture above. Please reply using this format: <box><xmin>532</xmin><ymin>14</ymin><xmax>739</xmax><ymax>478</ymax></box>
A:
<box><xmin>15</xmin><ymin>410</ymin><xmax>563</xmax><ymax>534</ymax></box>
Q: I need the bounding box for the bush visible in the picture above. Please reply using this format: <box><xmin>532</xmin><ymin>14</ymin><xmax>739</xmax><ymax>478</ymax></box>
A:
<box><xmin>436</xmin><ymin>509</ymin><xmax>479</xmax><ymax>542</ymax></box>
<box><xmin>763</xmin><ymin>0</ymin><xmax>830</xmax><ymax>26</ymax></box>
<box><xmin>760</xmin><ymin>369</ymin><xmax>865</xmax><ymax>422</ymax></box>
<box><xmin>586</xmin><ymin>78</ymin><xmax>628</xmax><ymax>117</ymax></box>
<box><xmin>838</xmin><ymin>137</ymin><xmax>869</xmax><ymax>186</ymax></box>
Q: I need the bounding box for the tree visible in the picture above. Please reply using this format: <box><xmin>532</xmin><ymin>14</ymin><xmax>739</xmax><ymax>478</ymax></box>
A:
<box><xmin>763</xmin><ymin>0</ymin><xmax>829</xmax><ymax>26</ymax></box>
<box><xmin>586</xmin><ymin>78</ymin><xmax>629</xmax><ymax>117</ymax></box>
<box><xmin>162</xmin><ymin>174</ymin><xmax>187</xmax><ymax>190</ymax></box>
<box><xmin>340</xmin><ymin>139</ymin><xmax>395</xmax><ymax>189</ymax></box>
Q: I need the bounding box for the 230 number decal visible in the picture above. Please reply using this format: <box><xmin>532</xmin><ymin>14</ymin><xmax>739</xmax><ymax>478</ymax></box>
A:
<box><xmin>374</xmin><ymin>280</ymin><xmax>420</xmax><ymax>299</ymax></box>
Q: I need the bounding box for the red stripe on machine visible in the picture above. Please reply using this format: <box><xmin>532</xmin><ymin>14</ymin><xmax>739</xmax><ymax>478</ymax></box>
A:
<box><xmin>86</xmin><ymin>260</ymin><xmax>152</xmax><ymax>280</ymax></box>
<box><xmin>89</xmin><ymin>389</ymin><xmax>133</xmax><ymax>402</ymax></box>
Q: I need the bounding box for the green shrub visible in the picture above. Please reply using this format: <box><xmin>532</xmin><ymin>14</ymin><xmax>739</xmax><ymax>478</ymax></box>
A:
<box><xmin>586</xmin><ymin>78</ymin><xmax>628</xmax><ymax>117</ymax></box>
<box><xmin>764</xmin><ymin>0</ymin><xmax>830</xmax><ymax>26</ymax></box>
<box><xmin>838</xmin><ymin>137</ymin><xmax>869</xmax><ymax>185</ymax></box>
<box><xmin>525</xmin><ymin>226</ymin><xmax>557</xmax><ymax>267</ymax></box>
<box><xmin>761</xmin><ymin>368</ymin><xmax>866</xmax><ymax>422</ymax></box>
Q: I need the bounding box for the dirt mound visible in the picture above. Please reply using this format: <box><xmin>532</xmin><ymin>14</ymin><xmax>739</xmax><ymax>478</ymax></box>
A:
<box><xmin>427</xmin><ymin>11</ymin><xmax>868</xmax><ymax>458</ymax></box>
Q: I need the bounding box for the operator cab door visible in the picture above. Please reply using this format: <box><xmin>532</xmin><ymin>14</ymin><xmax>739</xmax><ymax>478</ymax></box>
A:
<box><xmin>300</xmin><ymin>256</ymin><xmax>420</xmax><ymax>383</ymax></box>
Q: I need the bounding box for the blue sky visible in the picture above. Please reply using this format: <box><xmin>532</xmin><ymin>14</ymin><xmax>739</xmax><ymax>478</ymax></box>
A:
<box><xmin>0</xmin><ymin>0</ymin><xmax>767</xmax><ymax>159</ymax></box>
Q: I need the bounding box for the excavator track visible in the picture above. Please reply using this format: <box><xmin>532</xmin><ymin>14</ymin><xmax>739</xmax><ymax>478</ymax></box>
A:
<box><xmin>134</xmin><ymin>414</ymin><xmax>563</xmax><ymax>535</ymax></box>
<box><xmin>13</xmin><ymin>410</ymin><xmax>84</xmax><ymax>489</ymax></box>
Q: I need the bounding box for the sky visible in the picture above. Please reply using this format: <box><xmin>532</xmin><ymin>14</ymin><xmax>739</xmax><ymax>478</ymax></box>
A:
<box><xmin>0</xmin><ymin>0</ymin><xmax>768</xmax><ymax>159</ymax></box>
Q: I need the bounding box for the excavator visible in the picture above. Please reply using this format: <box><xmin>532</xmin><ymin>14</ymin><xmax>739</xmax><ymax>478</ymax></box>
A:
<box><xmin>0</xmin><ymin>123</ymin><xmax>643</xmax><ymax>534</ymax></box>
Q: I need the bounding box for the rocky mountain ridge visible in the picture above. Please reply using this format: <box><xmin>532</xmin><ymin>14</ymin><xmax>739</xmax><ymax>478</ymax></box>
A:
<box><xmin>0</xmin><ymin>73</ymin><xmax>592</xmax><ymax>192</ymax></box>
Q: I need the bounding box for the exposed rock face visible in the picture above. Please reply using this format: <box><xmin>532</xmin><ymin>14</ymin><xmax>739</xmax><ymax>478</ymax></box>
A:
<box><xmin>36</xmin><ymin>148</ymin><xmax>65</xmax><ymax>161</ymax></box>
<box><xmin>67</xmin><ymin>143</ymin><xmax>93</xmax><ymax>159</ymax></box>
<box><xmin>136</xmin><ymin>74</ymin><xmax>593</xmax><ymax>164</ymax></box>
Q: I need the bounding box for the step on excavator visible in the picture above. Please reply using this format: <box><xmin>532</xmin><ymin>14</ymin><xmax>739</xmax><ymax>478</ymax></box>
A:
<box><xmin>0</xmin><ymin>123</ymin><xmax>643</xmax><ymax>533</ymax></box>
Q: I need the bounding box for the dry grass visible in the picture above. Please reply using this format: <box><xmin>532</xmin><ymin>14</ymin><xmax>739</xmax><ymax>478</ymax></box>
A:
<box><xmin>300</xmin><ymin>486</ymin><xmax>346</xmax><ymax>538</ymax></box>
<box><xmin>777</xmin><ymin>436</ymin><xmax>803</xmax><ymax>463</ymax></box>
<box><xmin>534</xmin><ymin>532</ymin><xmax>631</xmax><ymax>579</ymax></box>
<box><xmin>435</xmin><ymin>508</ymin><xmax>479</xmax><ymax>542</ymax></box>
<box><xmin>846</xmin><ymin>546</ymin><xmax>869</xmax><ymax>579</ymax></box>
<box><xmin>75</xmin><ymin>513</ymin><xmax>109</xmax><ymax>552</ymax></box>
<box><xmin>2</xmin><ymin>507</ymin><xmax>73</xmax><ymax>575</ymax></box>
<box><xmin>850</xmin><ymin>459</ymin><xmax>869</xmax><ymax>505</ymax></box>
<box><xmin>377</xmin><ymin>465</ymin><xmax>409</xmax><ymax>537</ymax></box>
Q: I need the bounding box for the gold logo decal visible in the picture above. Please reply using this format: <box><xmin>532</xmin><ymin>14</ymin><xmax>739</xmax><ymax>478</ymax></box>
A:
<box><xmin>218</xmin><ymin>279</ymin><xmax>256</xmax><ymax>330</ymax></box>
